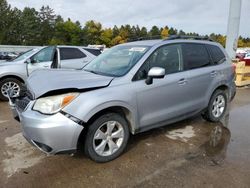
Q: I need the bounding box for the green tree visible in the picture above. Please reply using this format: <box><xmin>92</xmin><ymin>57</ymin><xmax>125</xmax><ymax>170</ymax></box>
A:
<box><xmin>168</xmin><ymin>27</ymin><xmax>177</xmax><ymax>35</ymax></box>
<box><xmin>0</xmin><ymin>0</ymin><xmax>11</xmax><ymax>44</ymax></box>
<box><xmin>118</xmin><ymin>25</ymin><xmax>129</xmax><ymax>42</ymax></box>
<box><xmin>20</xmin><ymin>7</ymin><xmax>41</xmax><ymax>45</ymax></box>
<box><xmin>140</xmin><ymin>27</ymin><xmax>148</xmax><ymax>38</ymax></box>
<box><xmin>178</xmin><ymin>30</ymin><xmax>186</xmax><ymax>35</ymax></box>
<box><xmin>149</xmin><ymin>26</ymin><xmax>160</xmax><ymax>37</ymax></box>
<box><xmin>112</xmin><ymin>25</ymin><xmax>120</xmax><ymax>38</ymax></box>
<box><xmin>83</xmin><ymin>20</ymin><xmax>102</xmax><ymax>45</ymax></box>
<box><xmin>38</xmin><ymin>6</ymin><xmax>56</xmax><ymax>45</ymax></box>
<box><xmin>100</xmin><ymin>28</ymin><xmax>113</xmax><ymax>47</ymax></box>
<box><xmin>50</xmin><ymin>18</ymin><xmax>81</xmax><ymax>45</ymax></box>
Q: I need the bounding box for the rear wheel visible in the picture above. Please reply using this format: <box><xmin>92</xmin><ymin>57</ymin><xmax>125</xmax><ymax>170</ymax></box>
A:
<box><xmin>202</xmin><ymin>90</ymin><xmax>228</xmax><ymax>122</ymax></box>
<box><xmin>0</xmin><ymin>78</ymin><xmax>22</xmax><ymax>101</ymax></box>
<box><xmin>84</xmin><ymin>113</ymin><xmax>130</xmax><ymax>163</ymax></box>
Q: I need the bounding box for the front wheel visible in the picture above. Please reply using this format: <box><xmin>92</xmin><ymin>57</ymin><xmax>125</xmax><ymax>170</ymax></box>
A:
<box><xmin>202</xmin><ymin>90</ymin><xmax>228</xmax><ymax>122</ymax></box>
<box><xmin>84</xmin><ymin>113</ymin><xmax>130</xmax><ymax>163</ymax></box>
<box><xmin>0</xmin><ymin>78</ymin><xmax>22</xmax><ymax>101</ymax></box>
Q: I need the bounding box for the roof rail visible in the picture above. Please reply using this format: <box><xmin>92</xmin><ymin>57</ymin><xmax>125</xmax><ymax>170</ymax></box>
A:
<box><xmin>165</xmin><ymin>35</ymin><xmax>214</xmax><ymax>42</ymax></box>
<box><xmin>127</xmin><ymin>35</ymin><xmax>162</xmax><ymax>42</ymax></box>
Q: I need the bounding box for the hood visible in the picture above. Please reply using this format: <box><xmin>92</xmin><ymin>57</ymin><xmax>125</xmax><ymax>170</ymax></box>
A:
<box><xmin>0</xmin><ymin>60</ymin><xmax>23</xmax><ymax>66</ymax></box>
<box><xmin>27</xmin><ymin>69</ymin><xmax>114</xmax><ymax>99</ymax></box>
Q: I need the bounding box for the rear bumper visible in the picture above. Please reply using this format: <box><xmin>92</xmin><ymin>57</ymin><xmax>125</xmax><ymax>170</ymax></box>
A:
<box><xmin>230</xmin><ymin>81</ymin><xmax>236</xmax><ymax>101</ymax></box>
<box><xmin>10</xmin><ymin>101</ymin><xmax>84</xmax><ymax>154</ymax></box>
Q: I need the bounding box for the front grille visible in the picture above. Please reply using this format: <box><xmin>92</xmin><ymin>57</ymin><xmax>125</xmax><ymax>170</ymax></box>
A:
<box><xmin>26</xmin><ymin>90</ymin><xmax>34</xmax><ymax>100</ymax></box>
<box><xmin>16</xmin><ymin>97</ymin><xmax>31</xmax><ymax>112</ymax></box>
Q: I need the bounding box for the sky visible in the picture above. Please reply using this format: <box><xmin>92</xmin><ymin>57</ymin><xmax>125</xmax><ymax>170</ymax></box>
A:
<box><xmin>8</xmin><ymin>0</ymin><xmax>250</xmax><ymax>37</ymax></box>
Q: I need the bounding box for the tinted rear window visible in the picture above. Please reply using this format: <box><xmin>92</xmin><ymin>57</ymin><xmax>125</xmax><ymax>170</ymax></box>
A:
<box><xmin>84</xmin><ymin>48</ymin><xmax>101</xmax><ymax>56</ymax></box>
<box><xmin>60</xmin><ymin>48</ymin><xmax>86</xmax><ymax>60</ymax></box>
<box><xmin>207</xmin><ymin>44</ymin><xmax>226</xmax><ymax>64</ymax></box>
<box><xmin>182</xmin><ymin>43</ymin><xmax>211</xmax><ymax>70</ymax></box>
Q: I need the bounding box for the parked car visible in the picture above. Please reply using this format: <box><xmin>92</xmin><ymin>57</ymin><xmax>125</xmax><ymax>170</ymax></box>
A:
<box><xmin>9</xmin><ymin>36</ymin><xmax>236</xmax><ymax>162</ymax></box>
<box><xmin>242</xmin><ymin>53</ymin><xmax>250</xmax><ymax>66</ymax></box>
<box><xmin>0</xmin><ymin>46</ymin><xmax>99</xmax><ymax>101</ymax></box>
<box><xmin>83</xmin><ymin>47</ymin><xmax>102</xmax><ymax>56</ymax></box>
<box><xmin>236</xmin><ymin>52</ymin><xmax>250</xmax><ymax>66</ymax></box>
<box><xmin>0</xmin><ymin>52</ymin><xmax>18</xmax><ymax>61</ymax></box>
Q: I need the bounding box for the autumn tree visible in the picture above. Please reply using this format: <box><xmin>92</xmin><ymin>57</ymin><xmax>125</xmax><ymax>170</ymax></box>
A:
<box><xmin>161</xmin><ymin>27</ymin><xmax>169</xmax><ymax>39</ymax></box>
<box><xmin>0</xmin><ymin>0</ymin><xmax>249</xmax><ymax>48</ymax></box>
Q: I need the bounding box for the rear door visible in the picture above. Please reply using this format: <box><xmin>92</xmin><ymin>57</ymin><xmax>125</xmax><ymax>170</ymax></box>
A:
<box><xmin>59</xmin><ymin>47</ymin><xmax>90</xmax><ymax>69</ymax></box>
<box><xmin>181</xmin><ymin>43</ymin><xmax>215</xmax><ymax>110</ymax></box>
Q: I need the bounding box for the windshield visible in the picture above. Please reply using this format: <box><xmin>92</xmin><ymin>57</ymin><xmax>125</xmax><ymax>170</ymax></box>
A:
<box><xmin>83</xmin><ymin>45</ymin><xmax>149</xmax><ymax>77</ymax></box>
<box><xmin>11</xmin><ymin>48</ymin><xmax>39</xmax><ymax>62</ymax></box>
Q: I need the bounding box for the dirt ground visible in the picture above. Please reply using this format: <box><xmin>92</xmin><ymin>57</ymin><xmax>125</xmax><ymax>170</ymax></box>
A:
<box><xmin>0</xmin><ymin>88</ymin><xmax>250</xmax><ymax>188</ymax></box>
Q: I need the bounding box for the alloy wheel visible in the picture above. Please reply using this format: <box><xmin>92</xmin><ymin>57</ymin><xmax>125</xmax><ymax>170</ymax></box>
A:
<box><xmin>212</xmin><ymin>95</ymin><xmax>226</xmax><ymax>118</ymax></box>
<box><xmin>93</xmin><ymin>121</ymin><xmax>125</xmax><ymax>157</ymax></box>
<box><xmin>1</xmin><ymin>81</ymin><xmax>20</xmax><ymax>98</ymax></box>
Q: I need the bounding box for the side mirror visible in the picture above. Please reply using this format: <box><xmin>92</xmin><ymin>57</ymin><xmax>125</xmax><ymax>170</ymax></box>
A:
<box><xmin>25</xmin><ymin>58</ymin><xmax>36</xmax><ymax>64</ymax></box>
<box><xmin>25</xmin><ymin>59</ymin><xmax>31</xmax><ymax>64</ymax></box>
<box><xmin>146</xmin><ymin>67</ymin><xmax>165</xmax><ymax>85</ymax></box>
<box><xmin>30</xmin><ymin>58</ymin><xmax>37</xmax><ymax>64</ymax></box>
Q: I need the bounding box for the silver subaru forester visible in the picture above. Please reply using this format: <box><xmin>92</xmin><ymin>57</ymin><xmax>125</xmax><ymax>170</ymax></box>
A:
<box><xmin>9</xmin><ymin>36</ymin><xmax>236</xmax><ymax>162</ymax></box>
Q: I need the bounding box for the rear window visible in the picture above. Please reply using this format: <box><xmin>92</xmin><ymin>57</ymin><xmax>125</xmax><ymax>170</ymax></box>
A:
<box><xmin>207</xmin><ymin>45</ymin><xmax>226</xmax><ymax>64</ymax></box>
<box><xmin>60</xmin><ymin>48</ymin><xmax>86</xmax><ymax>60</ymax></box>
<box><xmin>83</xmin><ymin>48</ymin><xmax>101</xmax><ymax>56</ymax></box>
<box><xmin>182</xmin><ymin>43</ymin><xmax>211</xmax><ymax>70</ymax></box>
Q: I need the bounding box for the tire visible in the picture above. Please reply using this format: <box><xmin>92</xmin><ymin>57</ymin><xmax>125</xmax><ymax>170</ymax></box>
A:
<box><xmin>202</xmin><ymin>90</ymin><xmax>228</xmax><ymax>122</ymax></box>
<box><xmin>0</xmin><ymin>78</ymin><xmax>22</xmax><ymax>101</ymax></box>
<box><xmin>84</xmin><ymin>113</ymin><xmax>130</xmax><ymax>163</ymax></box>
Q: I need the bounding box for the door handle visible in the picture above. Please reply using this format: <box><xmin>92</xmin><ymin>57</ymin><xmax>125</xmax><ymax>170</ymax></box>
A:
<box><xmin>43</xmin><ymin>65</ymin><xmax>50</xmax><ymax>68</ymax></box>
<box><xmin>178</xmin><ymin>78</ymin><xmax>187</xmax><ymax>85</ymax></box>
<box><xmin>210</xmin><ymin>71</ymin><xmax>217</xmax><ymax>77</ymax></box>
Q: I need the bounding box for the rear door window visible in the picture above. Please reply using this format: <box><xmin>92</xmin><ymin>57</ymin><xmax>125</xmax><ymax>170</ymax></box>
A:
<box><xmin>206</xmin><ymin>44</ymin><xmax>226</xmax><ymax>64</ymax></box>
<box><xmin>182</xmin><ymin>43</ymin><xmax>211</xmax><ymax>70</ymax></box>
<box><xmin>60</xmin><ymin>48</ymin><xmax>86</xmax><ymax>60</ymax></box>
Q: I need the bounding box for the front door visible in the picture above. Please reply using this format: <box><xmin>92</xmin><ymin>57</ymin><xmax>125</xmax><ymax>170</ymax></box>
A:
<box><xmin>27</xmin><ymin>46</ymin><xmax>55</xmax><ymax>75</ymax></box>
<box><xmin>133</xmin><ymin>44</ymin><xmax>191</xmax><ymax>128</ymax></box>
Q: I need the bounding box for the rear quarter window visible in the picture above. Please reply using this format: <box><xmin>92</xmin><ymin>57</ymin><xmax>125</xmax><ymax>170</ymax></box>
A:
<box><xmin>206</xmin><ymin>44</ymin><xmax>226</xmax><ymax>64</ymax></box>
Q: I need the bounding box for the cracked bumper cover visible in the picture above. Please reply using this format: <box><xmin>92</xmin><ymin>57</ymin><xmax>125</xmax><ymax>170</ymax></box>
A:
<box><xmin>10</xmin><ymin>101</ymin><xmax>84</xmax><ymax>154</ymax></box>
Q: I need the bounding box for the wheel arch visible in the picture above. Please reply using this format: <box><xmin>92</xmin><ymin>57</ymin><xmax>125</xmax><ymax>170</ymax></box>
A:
<box><xmin>206</xmin><ymin>84</ymin><xmax>230</xmax><ymax>106</ymax></box>
<box><xmin>76</xmin><ymin>104</ymin><xmax>137</xmax><ymax>152</ymax></box>
<box><xmin>0</xmin><ymin>75</ymin><xmax>25</xmax><ymax>83</ymax></box>
<box><xmin>85</xmin><ymin>105</ymin><xmax>137</xmax><ymax>134</ymax></box>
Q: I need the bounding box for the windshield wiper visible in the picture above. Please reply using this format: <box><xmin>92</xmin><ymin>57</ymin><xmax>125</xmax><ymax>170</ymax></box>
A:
<box><xmin>84</xmin><ymin>69</ymin><xmax>99</xmax><ymax>75</ymax></box>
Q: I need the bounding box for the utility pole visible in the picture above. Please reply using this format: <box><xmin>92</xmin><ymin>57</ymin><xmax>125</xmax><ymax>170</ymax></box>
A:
<box><xmin>225</xmin><ymin>0</ymin><xmax>242</xmax><ymax>59</ymax></box>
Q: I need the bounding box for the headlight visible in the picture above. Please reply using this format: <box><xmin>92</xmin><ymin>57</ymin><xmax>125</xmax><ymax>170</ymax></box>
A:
<box><xmin>33</xmin><ymin>93</ymin><xmax>79</xmax><ymax>114</ymax></box>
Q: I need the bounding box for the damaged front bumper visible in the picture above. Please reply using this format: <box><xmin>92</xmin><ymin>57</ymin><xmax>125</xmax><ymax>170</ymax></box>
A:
<box><xmin>9</xmin><ymin>97</ymin><xmax>84</xmax><ymax>155</ymax></box>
